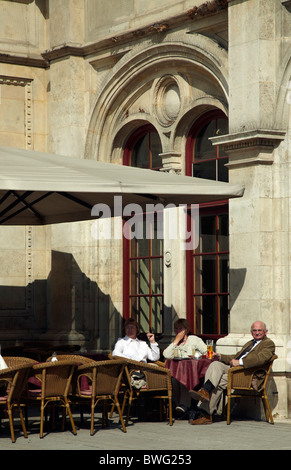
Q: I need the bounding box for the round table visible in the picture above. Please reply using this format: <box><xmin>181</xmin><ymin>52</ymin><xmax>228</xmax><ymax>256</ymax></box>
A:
<box><xmin>165</xmin><ymin>357</ymin><xmax>216</xmax><ymax>390</ymax></box>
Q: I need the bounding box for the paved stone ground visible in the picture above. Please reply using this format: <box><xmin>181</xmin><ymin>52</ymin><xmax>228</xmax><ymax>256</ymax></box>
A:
<box><xmin>1</xmin><ymin>409</ymin><xmax>291</xmax><ymax>453</ymax></box>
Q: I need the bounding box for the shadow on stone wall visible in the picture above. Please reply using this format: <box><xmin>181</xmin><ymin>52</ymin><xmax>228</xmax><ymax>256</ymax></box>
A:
<box><xmin>0</xmin><ymin>250</ymin><xmax>123</xmax><ymax>353</ymax></box>
<box><xmin>229</xmin><ymin>268</ymin><xmax>247</xmax><ymax>310</ymax></box>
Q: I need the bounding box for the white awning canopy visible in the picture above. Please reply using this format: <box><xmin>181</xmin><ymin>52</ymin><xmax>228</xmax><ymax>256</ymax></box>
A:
<box><xmin>0</xmin><ymin>145</ymin><xmax>244</xmax><ymax>225</ymax></box>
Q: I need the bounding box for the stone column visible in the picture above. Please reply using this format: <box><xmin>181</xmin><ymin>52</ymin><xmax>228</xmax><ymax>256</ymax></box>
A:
<box><xmin>211</xmin><ymin>0</ymin><xmax>289</xmax><ymax>417</ymax></box>
<box><xmin>159</xmin><ymin>152</ymin><xmax>187</xmax><ymax>348</ymax></box>
<box><xmin>213</xmin><ymin>0</ymin><xmax>285</xmax><ymax>342</ymax></box>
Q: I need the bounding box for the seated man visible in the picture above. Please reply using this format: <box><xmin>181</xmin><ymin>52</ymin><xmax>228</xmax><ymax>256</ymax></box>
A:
<box><xmin>112</xmin><ymin>317</ymin><xmax>160</xmax><ymax>363</ymax></box>
<box><xmin>189</xmin><ymin>320</ymin><xmax>275</xmax><ymax>425</ymax></box>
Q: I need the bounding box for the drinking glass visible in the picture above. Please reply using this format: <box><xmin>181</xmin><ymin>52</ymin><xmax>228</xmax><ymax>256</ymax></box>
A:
<box><xmin>206</xmin><ymin>340</ymin><xmax>213</xmax><ymax>359</ymax></box>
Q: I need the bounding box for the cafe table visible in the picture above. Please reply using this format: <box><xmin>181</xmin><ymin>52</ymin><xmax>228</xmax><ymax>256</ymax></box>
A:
<box><xmin>165</xmin><ymin>356</ymin><xmax>217</xmax><ymax>391</ymax></box>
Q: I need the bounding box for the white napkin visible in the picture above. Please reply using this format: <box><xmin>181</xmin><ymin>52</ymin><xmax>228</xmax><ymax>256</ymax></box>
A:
<box><xmin>0</xmin><ymin>355</ymin><xmax>8</xmax><ymax>370</ymax></box>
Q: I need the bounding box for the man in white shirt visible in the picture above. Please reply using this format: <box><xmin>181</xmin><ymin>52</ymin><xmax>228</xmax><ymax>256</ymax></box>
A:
<box><xmin>112</xmin><ymin>318</ymin><xmax>160</xmax><ymax>362</ymax></box>
<box><xmin>188</xmin><ymin>321</ymin><xmax>275</xmax><ymax>425</ymax></box>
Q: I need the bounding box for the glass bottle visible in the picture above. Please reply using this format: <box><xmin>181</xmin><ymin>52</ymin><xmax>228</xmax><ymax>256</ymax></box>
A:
<box><xmin>51</xmin><ymin>351</ymin><xmax>58</xmax><ymax>362</ymax></box>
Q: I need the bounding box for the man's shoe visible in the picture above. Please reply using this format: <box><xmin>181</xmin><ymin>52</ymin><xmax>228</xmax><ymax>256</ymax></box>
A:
<box><xmin>188</xmin><ymin>408</ymin><xmax>199</xmax><ymax>421</ymax></box>
<box><xmin>189</xmin><ymin>388</ymin><xmax>210</xmax><ymax>402</ymax></box>
<box><xmin>175</xmin><ymin>404</ymin><xmax>188</xmax><ymax>418</ymax></box>
<box><xmin>189</xmin><ymin>412</ymin><xmax>212</xmax><ymax>425</ymax></box>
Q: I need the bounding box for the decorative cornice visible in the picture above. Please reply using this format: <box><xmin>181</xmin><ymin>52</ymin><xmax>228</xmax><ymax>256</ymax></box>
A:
<box><xmin>210</xmin><ymin>129</ymin><xmax>286</xmax><ymax>167</ymax></box>
<box><xmin>42</xmin><ymin>1</ymin><xmax>228</xmax><ymax>63</ymax></box>
<box><xmin>0</xmin><ymin>52</ymin><xmax>48</xmax><ymax>69</ymax></box>
<box><xmin>0</xmin><ymin>2</ymin><xmax>228</xmax><ymax>67</ymax></box>
<box><xmin>211</xmin><ymin>129</ymin><xmax>286</xmax><ymax>149</ymax></box>
<box><xmin>188</xmin><ymin>0</ymin><xmax>228</xmax><ymax>19</ymax></box>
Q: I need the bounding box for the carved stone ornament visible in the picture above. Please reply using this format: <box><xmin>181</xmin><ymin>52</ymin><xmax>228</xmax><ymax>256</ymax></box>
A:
<box><xmin>154</xmin><ymin>75</ymin><xmax>181</xmax><ymax>127</ymax></box>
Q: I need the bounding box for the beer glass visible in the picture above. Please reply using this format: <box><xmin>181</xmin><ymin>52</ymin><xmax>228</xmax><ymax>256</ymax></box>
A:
<box><xmin>206</xmin><ymin>340</ymin><xmax>213</xmax><ymax>359</ymax></box>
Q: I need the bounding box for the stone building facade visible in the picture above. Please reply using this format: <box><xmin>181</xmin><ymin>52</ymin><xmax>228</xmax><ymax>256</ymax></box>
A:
<box><xmin>0</xmin><ymin>0</ymin><xmax>291</xmax><ymax>419</ymax></box>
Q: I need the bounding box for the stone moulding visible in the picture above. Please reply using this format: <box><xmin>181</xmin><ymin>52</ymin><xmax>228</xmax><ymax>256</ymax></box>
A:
<box><xmin>0</xmin><ymin>75</ymin><xmax>33</xmax><ymax>150</ymax></box>
<box><xmin>41</xmin><ymin>1</ymin><xmax>228</xmax><ymax>63</ymax></box>
<box><xmin>0</xmin><ymin>52</ymin><xmax>48</xmax><ymax>69</ymax></box>
<box><xmin>210</xmin><ymin>129</ymin><xmax>286</xmax><ymax>167</ymax></box>
<box><xmin>188</xmin><ymin>0</ymin><xmax>228</xmax><ymax>19</ymax></box>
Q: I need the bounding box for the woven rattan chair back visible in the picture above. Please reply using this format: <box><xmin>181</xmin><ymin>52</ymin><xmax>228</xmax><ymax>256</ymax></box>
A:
<box><xmin>3</xmin><ymin>356</ymin><xmax>37</xmax><ymax>367</ymax></box>
<box><xmin>32</xmin><ymin>360</ymin><xmax>77</xmax><ymax>398</ymax></box>
<box><xmin>46</xmin><ymin>354</ymin><xmax>97</xmax><ymax>365</ymax></box>
<box><xmin>29</xmin><ymin>360</ymin><xmax>78</xmax><ymax>438</ymax></box>
<box><xmin>226</xmin><ymin>354</ymin><xmax>277</xmax><ymax>424</ymax></box>
<box><xmin>45</xmin><ymin>354</ymin><xmax>98</xmax><ymax>398</ymax></box>
<box><xmin>77</xmin><ymin>359</ymin><xmax>126</xmax><ymax>435</ymax></box>
<box><xmin>120</xmin><ymin>358</ymin><xmax>173</xmax><ymax>426</ymax></box>
<box><xmin>0</xmin><ymin>363</ymin><xmax>32</xmax><ymax>442</ymax></box>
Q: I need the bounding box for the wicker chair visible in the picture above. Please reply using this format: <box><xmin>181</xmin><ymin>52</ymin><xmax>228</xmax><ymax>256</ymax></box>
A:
<box><xmin>46</xmin><ymin>354</ymin><xmax>96</xmax><ymax>364</ymax></box>
<box><xmin>3</xmin><ymin>356</ymin><xmax>37</xmax><ymax>367</ymax></box>
<box><xmin>26</xmin><ymin>360</ymin><xmax>78</xmax><ymax>438</ymax></box>
<box><xmin>0</xmin><ymin>363</ymin><xmax>32</xmax><ymax>442</ymax></box>
<box><xmin>46</xmin><ymin>354</ymin><xmax>98</xmax><ymax>393</ymax></box>
<box><xmin>108</xmin><ymin>352</ymin><xmax>165</xmax><ymax>368</ymax></box>
<box><xmin>3</xmin><ymin>356</ymin><xmax>38</xmax><ymax>400</ymax></box>
<box><xmin>225</xmin><ymin>354</ymin><xmax>277</xmax><ymax>425</ymax></box>
<box><xmin>75</xmin><ymin>359</ymin><xmax>127</xmax><ymax>435</ymax></box>
<box><xmin>120</xmin><ymin>358</ymin><xmax>173</xmax><ymax>426</ymax></box>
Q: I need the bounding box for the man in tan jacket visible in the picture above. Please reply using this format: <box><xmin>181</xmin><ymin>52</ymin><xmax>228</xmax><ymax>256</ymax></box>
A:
<box><xmin>189</xmin><ymin>321</ymin><xmax>275</xmax><ymax>425</ymax></box>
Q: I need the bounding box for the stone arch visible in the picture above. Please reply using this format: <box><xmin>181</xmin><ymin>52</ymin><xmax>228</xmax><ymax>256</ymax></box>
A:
<box><xmin>171</xmin><ymin>97</ymin><xmax>228</xmax><ymax>159</ymax></box>
<box><xmin>84</xmin><ymin>32</ymin><xmax>228</xmax><ymax>163</ymax></box>
<box><xmin>110</xmin><ymin>116</ymin><xmax>163</xmax><ymax>164</ymax></box>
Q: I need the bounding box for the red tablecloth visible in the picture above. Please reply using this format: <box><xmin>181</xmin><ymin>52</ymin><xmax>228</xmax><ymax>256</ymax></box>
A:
<box><xmin>165</xmin><ymin>357</ymin><xmax>216</xmax><ymax>390</ymax></box>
